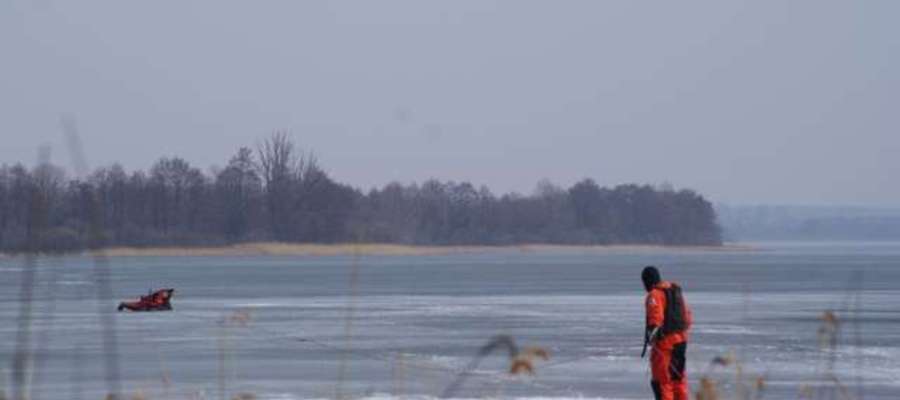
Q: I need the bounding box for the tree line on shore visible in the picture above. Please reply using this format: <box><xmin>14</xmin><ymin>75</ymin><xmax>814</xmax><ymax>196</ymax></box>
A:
<box><xmin>0</xmin><ymin>133</ymin><xmax>721</xmax><ymax>253</ymax></box>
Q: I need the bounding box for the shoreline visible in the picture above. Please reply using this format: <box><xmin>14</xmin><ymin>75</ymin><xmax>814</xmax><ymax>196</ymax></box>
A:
<box><xmin>62</xmin><ymin>242</ymin><xmax>758</xmax><ymax>258</ymax></box>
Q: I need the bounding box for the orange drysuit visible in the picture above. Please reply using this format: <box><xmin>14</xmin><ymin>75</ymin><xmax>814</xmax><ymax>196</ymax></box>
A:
<box><xmin>645</xmin><ymin>281</ymin><xmax>693</xmax><ymax>400</ymax></box>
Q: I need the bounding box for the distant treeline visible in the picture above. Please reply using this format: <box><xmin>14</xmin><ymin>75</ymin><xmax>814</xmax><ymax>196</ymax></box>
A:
<box><xmin>0</xmin><ymin>133</ymin><xmax>721</xmax><ymax>253</ymax></box>
<box><xmin>717</xmin><ymin>204</ymin><xmax>900</xmax><ymax>241</ymax></box>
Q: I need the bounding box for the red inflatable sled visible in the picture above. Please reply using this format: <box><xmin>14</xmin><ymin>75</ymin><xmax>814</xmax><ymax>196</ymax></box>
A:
<box><xmin>117</xmin><ymin>288</ymin><xmax>175</xmax><ymax>312</ymax></box>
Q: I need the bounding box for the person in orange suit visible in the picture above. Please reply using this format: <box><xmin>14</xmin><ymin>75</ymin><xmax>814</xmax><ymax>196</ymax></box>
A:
<box><xmin>642</xmin><ymin>266</ymin><xmax>693</xmax><ymax>400</ymax></box>
<box><xmin>152</xmin><ymin>290</ymin><xmax>166</xmax><ymax>306</ymax></box>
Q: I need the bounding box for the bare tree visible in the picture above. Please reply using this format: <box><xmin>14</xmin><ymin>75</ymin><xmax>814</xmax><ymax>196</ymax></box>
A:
<box><xmin>257</xmin><ymin>131</ymin><xmax>301</xmax><ymax>240</ymax></box>
<box><xmin>216</xmin><ymin>147</ymin><xmax>262</xmax><ymax>240</ymax></box>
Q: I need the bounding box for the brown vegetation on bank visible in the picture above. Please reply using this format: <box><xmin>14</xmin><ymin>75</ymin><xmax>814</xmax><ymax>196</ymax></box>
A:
<box><xmin>86</xmin><ymin>242</ymin><xmax>755</xmax><ymax>258</ymax></box>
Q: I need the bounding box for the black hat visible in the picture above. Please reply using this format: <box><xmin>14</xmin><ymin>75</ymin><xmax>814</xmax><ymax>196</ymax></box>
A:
<box><xmin>641</xmin><ymin>266</ymin><xmax>661</xmax><ymax>292</ymax></box>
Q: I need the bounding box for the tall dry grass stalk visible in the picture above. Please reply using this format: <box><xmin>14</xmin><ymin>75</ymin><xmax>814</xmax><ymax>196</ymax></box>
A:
<box><xmin>797</xmin><ymin>310</ymin><xmax>857</xmax><ymax>400</ymax></box>
<box><xmin>697</xmin><ymin>305</ymin><xmax>866</xmax><ymax>400</ymax></box>
<box><xmin>695</xmin><ymin>352</ymin><xmax>766</xmax><ymax>400</ymax></box>
<box><xmin>155</xmin><ymin>342</ymin><xmax>172</xmax><ymax>398</ymax></box>
<box><xmin>11</xmin><ymin>147</ymin><xmax>53</xmax><ymax>400</ymax></box>
<box><xmin>440</xmin><ymin>335</ymin><xmax>548</xmax><ymax>398</ymax></box>
<box><xmin>218</xmin><ymin>309</ymin><xmax>253</xmax><ymax>400</ymax></box>
<box><xmin>11</xmin><ymin>253</ymin><xmax>37</xmax><ymax>400</ymax></box>
<box><xmin>391</xmin><ymin>353</ymin><xmax>406</xmax><ymax>399</ymax></box>
<box><xmin>31</xmin><ymin>257</ymin><xmax>61</xmax><ymax>400</ymax></box>
<box><xmin>0</xmin><ymin>367</ymin><xmax>8</xmax><ymax>400</ymax></box>
<box><xmin>335</xmin><ymin>243</ymin><xmax>361</xmax><ymax>399</ymax></box>
<box><xmin>62</xmin><ymin>117</ymin><xmax>123</xmax><ymax>398</ymax></box>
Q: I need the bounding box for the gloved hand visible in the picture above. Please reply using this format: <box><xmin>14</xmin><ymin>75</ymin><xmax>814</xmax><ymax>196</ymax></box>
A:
<box><xmin>646</xmin><ymin>325</ymin><xmax>661</xmax><ymax>343</ymax></box>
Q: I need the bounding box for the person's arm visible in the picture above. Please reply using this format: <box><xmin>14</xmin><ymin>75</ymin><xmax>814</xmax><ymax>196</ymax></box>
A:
<box><xmin>641</xmin><ymin>325</ymin><xmax>659</xmax><ymax>358</ymax></box>
<box><xmin>641</xmin><ymin>291</ymin><xmax>664</xmax><ymax>357</ymax></box>
<box><xmin>646</xmin><ymin>289</ymin><xmax>664</xmax><ymax>335</ymax></box>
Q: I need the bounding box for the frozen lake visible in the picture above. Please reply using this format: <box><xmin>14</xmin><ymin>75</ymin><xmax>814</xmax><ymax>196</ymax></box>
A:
<box><xmin>2</xmin><ymin>242</ymin><xmax>899</xmax><ymax>399</ymax></box>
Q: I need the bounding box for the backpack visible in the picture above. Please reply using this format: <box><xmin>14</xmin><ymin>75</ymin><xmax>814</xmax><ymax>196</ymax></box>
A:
<box><xmin>660</xmin><ymin>284</ymin><xmax>687</xmax><ymax>335</ymax></box>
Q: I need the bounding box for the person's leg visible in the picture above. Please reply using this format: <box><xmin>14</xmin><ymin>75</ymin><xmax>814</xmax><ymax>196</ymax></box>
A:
<box><xmin>651</xmin><ymin>346</ymin><xmax>674</xmax><ymax>400</ymax></box>
<box><xmin>673</xmin><ymin>379</ymin><xmax>689</xmax><ymax>400</ymax></box>
<box><xmin>670</xmin><ymin>342</ymin><xmax>689</xmax><ymax>400</ymax></box>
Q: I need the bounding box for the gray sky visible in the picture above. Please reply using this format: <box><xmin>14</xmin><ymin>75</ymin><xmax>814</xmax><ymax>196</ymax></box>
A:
<box><xmin>2</xmin><ymin>1</ymin><xmax>898</xmax><ymax>207</ymax></box>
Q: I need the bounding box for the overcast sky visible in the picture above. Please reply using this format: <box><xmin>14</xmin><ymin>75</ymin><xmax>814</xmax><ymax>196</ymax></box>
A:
<box><xmin>2</xmin><ymin>1</ymin><xmax>897</xmax><ymax>207</ymax></box>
